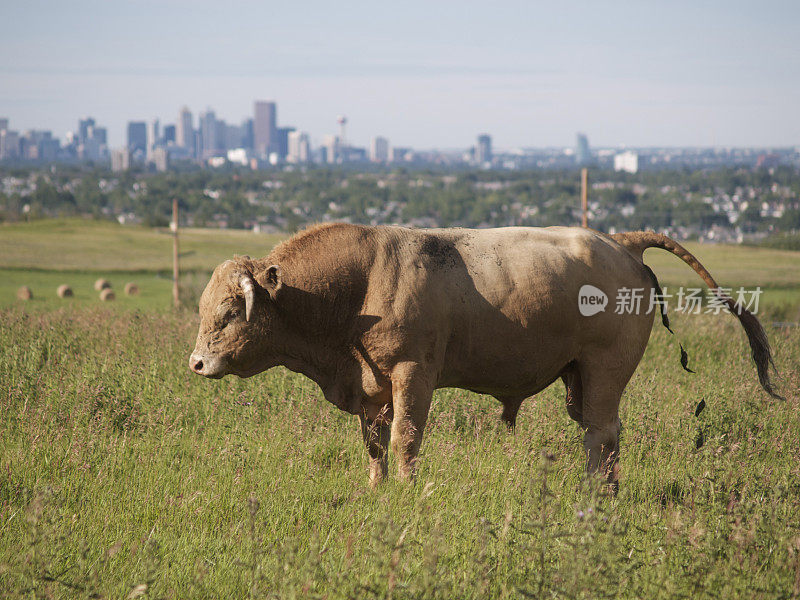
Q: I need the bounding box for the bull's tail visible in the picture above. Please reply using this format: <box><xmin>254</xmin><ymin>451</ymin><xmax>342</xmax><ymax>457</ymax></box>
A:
<box><xmin>611</xmin><ymin>231</ymin><xmax>783</xmax><ymax>400</ymax></box>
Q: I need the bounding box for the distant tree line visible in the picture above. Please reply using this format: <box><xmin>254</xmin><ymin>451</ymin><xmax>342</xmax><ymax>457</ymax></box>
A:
<box><xmin>1</xmin><ymin>164</ymin><xmax>799</xmax><ymax>240</ymax></box>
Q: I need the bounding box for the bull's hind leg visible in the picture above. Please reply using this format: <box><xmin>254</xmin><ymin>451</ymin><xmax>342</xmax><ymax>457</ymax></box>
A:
<box><xmin>390</xmin><ymin>362</ymin><xmax>434</xmax><ymax>481</ymax></box>
<box><xmin>578</xmin><ymin>357</ymin><xmax>640</xmax><ymax>494</ymax></box>
<box><xmin>359</xmin><ymin>412</ymin><xmax>391</xmax><ymax>487</ymax></box>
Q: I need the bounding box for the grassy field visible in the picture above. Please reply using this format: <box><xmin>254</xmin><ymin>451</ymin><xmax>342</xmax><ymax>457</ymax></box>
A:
<box><xmin>0</xmin><ymin>219</ymin><xmax>284</xmax><ymax>272</ymax></box>
<box><xmin>1</xmin><ymin>219</ymin><xmax>800</xmax><ymax>598</ymax></box>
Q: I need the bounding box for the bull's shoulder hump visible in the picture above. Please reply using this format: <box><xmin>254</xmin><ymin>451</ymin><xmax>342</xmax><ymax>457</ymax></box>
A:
<box><xmin>267</xmin><ymin>222</ymin><xmax>376</xmax><ymax>262</ymax></box>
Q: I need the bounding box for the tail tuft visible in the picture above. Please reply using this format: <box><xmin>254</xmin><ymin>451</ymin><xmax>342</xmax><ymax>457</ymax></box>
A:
<box><xmin>723</xmin><ymin>297</ymin><xmax>784</xmax><ymax>400</ymax></box>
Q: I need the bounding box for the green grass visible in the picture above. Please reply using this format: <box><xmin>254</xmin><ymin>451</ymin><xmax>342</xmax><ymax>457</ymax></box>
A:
<box><xmin>0</xmin><ymin>307</ymin><xmax>798</xmax><ymax>599</ymax></box>
<box><xmin>0</xmin><ymin>269</ymin><xmax>174</xmax><ymax>312</ymax></box>
<box><xmin>1</xmin><ymin>219</ymin><xmax>800</xmax><ymax>598</ymax></box>
<box><xmin>0</xmin><ymin>219</ymin><xmax>284</xmax><ymax>272</ymax></box>
<box><xmin>642</xmin><ymin>242</ymin><xmax>800</xmax><ymax>289</ymax></box>
<box><xmin>0</xmin><ymin>219</ymin><xmax>286</xmax><ymax>311</ymax></box>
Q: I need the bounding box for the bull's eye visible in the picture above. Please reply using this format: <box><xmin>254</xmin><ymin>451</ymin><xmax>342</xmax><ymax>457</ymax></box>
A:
<box><xmin>216</xmin><ymin>307</ymin><xmax>240</xmax><ymax>329</ymax></box>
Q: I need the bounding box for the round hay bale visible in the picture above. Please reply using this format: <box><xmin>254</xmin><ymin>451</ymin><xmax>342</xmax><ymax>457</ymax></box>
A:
<box><xmin>57</xmin><ymin>284</ymin><xmax>74</xmax><ymax>298</ymax></box>
<box><xmin>94</xmin><ymin>278</ymin><xmax>111</xmax><ymax>291</ymax></box>
<box><xmin>99</xmin><ymin>288</ymin><xmax>116</xmax><ymax>302</ymax></box>
<box><xmin>17</xmin><ymin>286</ymin><xmax>33</xmax><ymax>301</ymax></box>
<box><xmin>124</xmin><ymin>282</ymin><xmax>139</xmax><ymax>296</ymax></box>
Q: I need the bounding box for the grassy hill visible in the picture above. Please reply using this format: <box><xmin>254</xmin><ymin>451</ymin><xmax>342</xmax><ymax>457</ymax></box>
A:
<box><xmin>0</xmin><ymin>218</ymin><xmax>285</xmax><ymax>272</ymax></box>
<box><xmin>0</xmin><ymin>219</ymin><xmax>286</xmax><ymax>310</ymax></box>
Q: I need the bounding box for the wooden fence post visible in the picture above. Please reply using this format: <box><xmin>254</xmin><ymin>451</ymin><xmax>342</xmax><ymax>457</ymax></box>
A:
<box><xmin>581</xmin><ymin>168</ymin><xmax>588</xmax><ymax>228</ymax></box>
<box><xmin>172</xmin><ymin>198</ymin><xmax>180</xmax><ymax>309</ymax></box>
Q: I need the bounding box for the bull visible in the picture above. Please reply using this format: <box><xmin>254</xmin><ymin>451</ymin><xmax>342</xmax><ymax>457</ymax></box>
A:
<box><xmin>189</xmin><ymin>224</ymin><xmax>780</xmax><ymax>488</ymax></box>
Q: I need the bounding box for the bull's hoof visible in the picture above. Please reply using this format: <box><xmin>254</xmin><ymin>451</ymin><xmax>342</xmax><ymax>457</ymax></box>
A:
<box><xmin>368</xmin><ymin>466</ymin><xmax>387</xmax><ymax>489</ymax></box>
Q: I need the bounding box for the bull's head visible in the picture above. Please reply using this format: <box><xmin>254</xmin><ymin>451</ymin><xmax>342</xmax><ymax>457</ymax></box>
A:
<box><xmin>189</xmin><ymin>258</ymin><xmax>282</xmax><ymax>379</ymax></box>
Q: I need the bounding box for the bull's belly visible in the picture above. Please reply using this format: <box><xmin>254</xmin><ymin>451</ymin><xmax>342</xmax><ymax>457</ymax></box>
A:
<box><xmin>437</xmin><ymin>331</ymin><xmax>575</xmax><ymax>398</ymax></box>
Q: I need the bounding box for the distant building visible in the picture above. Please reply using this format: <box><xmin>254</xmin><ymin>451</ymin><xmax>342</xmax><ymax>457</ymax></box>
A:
<box><xmin>146</xmin><ymin>119</ymin><xmax>160</xmax><ymax>161</ymax></box>
<box><xmin>253</xmin><ymin>100</ymin><xmax>277</xmax><ymax>157</ymax></box>
<box><xmin>390</xmin><ymin>146</ymin><xmax>412</xmax><ymax>162</ymax></box>
<box><xmin>0</xmin><ymin>129</ymin><xmax>20</xmax><ymax>160</ymax></box>
<box><xmin>476</xmin><ymin>134</ymin><xmax>492</xmax><ymax>164</ymax></box>
<box><xmin>756</xmin><ymin>153</ymin><xmax>781</xmax><ymax>169</ymax></box>
<box><xmin>215</xmin><ymin>119</ymin><xmax>228</xmax><ymax>153</ymax></box>
<box><xmin>241</xmin><ymin>118</ymin><xmax>254</xmax><ymax>151</ymax></box>
<box><xmin>127</xmin><ymin>121</ymin><xmax>147</xmax><ymax>154</ymax></box>
<box><xmin>287</xmin><ymin>131</ymin><xmax>310</xmax><ymax>163</ymax></box>
<box><xmin>614</xmin><ymin>151</ymin><xmax>639</xmax><ymax>173</ymax></box>
<box><xmin>26</xmin><ymin>131</ymin><xmax>59</xmax><ymax>161</ymax></box>
<box><xmin>346</xmin><ymin>146</ymin><xmax>367</xmax><ymax>162</ymax></box>
<box><xmin>111</xmin><ymin>148</ymin><xmax>131</xmax><ymax>172</ymax></box>
<box><xmin>79</xmin><ymin>137</ymin><xmax>103</xmax><ymax>162</ymax></box>
<box><xmin>19</xmin><ymin>132</ymin><xmax>37</xmax><ymax>160</ymax></box>
<box><xmin>91</xmin><ymin>126</ymin><xmax>107</xmax><ymax>145</ymax></box>
<box><xmin>323</xmin><ymin>134</ymin><xmax>340</xmax><ymax>164</ymax></box>
<box><xmin>199</xmin><ymin>109</ymin><xmax>218</xmax><ymax>158</ymax></box>
<box><xmin>227</xmin><ymin>148</ymin><xmax>251</xmax><ymax>166</ymax></box>
<box><xmin>40</xmin><ymin>138</ymin><xmax>60</xmax><ymax>161</ymax></box>
<box><xmin>224</xmin><ymin>123</ymin><xmax>244</xmax><ymax>151</ymax></box>
<box><xmin>152</xmin><ymin>147</ymin><xmax>169</xmax><ymax>172</ymax></box>
<box><xmin>19</xmin><ymin>130</ymin><xmax>57</xmax><ymax>161</ymax></box>
<box><xmin>370</xmin><ymin>136</ymin><xmax>390</xmax><ymax>162</ymax></box>
<box><xmin>276</xmin><ymin>126</ymin><xmax>295</xmax><ymax>160</ymax></box>
<box><xmin>0</xmin><ymin>118</ymin><xmax>8</xmax><ymax>132</ymax></box>
<box><xmin>163</xmin><ymin>124</ymin><xmax>176</xmax><ymax>144</ymax></box>
<box><xmin>576</xmin><ymin>133</ymin><xmax>592</xmax><ymax>166</ymax></box>
<box><xmin>78</xmin><ymin>117</ymin><xmax>95</xmax><ymax>145</ymax></box>
<box><xmin>176</xmin><ymin>106</ymin><xmax>194</xmax><ymax>153</ymax></box>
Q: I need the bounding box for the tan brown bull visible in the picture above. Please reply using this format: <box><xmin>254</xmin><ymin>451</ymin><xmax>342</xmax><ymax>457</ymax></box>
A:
<box><xmin>189</xmin><ymin>224</ymin><xmax>780</xmax><ymax>488</ymax></box>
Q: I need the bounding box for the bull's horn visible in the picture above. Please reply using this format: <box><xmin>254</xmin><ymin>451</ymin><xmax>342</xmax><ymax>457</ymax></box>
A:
<box><xmin>240</xmin><ymin>275</ymin><xmax>256</xmax><ymax>321</ymax></box>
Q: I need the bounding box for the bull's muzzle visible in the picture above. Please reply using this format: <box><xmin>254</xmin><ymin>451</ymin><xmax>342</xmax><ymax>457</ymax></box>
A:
<box><xmin>189</xmin><ymin>352</ymin><xmax>225</xmax><ymax>379</ymax></box>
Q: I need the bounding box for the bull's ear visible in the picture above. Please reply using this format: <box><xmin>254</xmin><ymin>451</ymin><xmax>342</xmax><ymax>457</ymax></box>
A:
<box><xmin>265</xmin><ymin>265</ymin><xmax>282</xmax><ymax>299</ymax></box>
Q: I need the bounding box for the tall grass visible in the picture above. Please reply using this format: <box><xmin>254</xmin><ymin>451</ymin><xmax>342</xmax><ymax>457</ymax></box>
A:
<box><xmin>1</xmin><ymin>305</ymin><xmax>798</xmax><ymax>598</ymax></box>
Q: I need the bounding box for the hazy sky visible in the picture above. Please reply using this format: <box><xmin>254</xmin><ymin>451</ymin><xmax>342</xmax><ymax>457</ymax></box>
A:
<box><xmin>1</xmin><ymin>0</ymin><xmax>799</xmax><ymax>149</ymax></box>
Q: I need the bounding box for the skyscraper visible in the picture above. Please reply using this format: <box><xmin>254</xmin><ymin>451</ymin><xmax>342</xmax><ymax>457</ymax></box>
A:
<box><xmin>177</xmin><ymin>107</ymin><xmax>194</xmax><ymax>152</ymax></box>
<box><xmin>146</xmin><ymin>119</ymin><xmax>160</xmax><ymax>161</ymax></box>
<box><xmin>126</xmin><ymin>121</ymin><xmax>147</xmax><ymax>154</ymax></box>
<box><xmin>575</xmin><ymin>133</ymin><xmax>592</xmax><ymax>166</ymax></box>
<box><xmin>476</xmin><ymin>134</ymin><xmax>492</xmax><ymax>164</ymax></box>
<box><xmin>163</xmin><ymin>125</ymin><xmax>176</xmax><ymax>144</ymax></box>
<box><xmin>253</xmin><ymin>100</ymin><xmax>277</xmax><ymax>157</ymax></box>
<box><xmin>214</xmin><ymin>118</ymin><xmax>227</xmax><ymax>153</ymax></box>
<box><xmin>199</xmin><ymin>109</ymin><xmax>218</xmax><ymax>158</ymax></box>
<box><xmin>323</xmin><ymin>135</ymin><xmax>340</xmax><ymax>164</ymax></box>
<box><xmin>241</xmin><ymin>118</ymin><xmax>254</xmax><ymax>151</ymax></box>
<box><xmin>0</xmin><ymin>129</ymin><xmax>20</xmax><ymax>160</ymax></box>
<box><xmin>276</xmin><ymin>127</ymin><xmax>295</xmax><ymax>160</ymax></box>
<box><xmin>287</xmin><ymin>131</ymin><xmax>310</xmax><ymax>163</ymax></box>
<box><xmin>370</xmin><ymin>137</ymin><xmax>390</xmax><ymax>162</ymax></box>
<box><xmin>78</xmin><ymin>117</ymin><xmax>95</xmax><ymax>144</ymax></box>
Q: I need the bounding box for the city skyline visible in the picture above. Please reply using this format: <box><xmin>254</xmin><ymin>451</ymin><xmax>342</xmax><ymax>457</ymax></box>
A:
<box><xmin>2</xmin><ymin>1</ymin><xmax>799</xmax><ymax>149</ymax></box>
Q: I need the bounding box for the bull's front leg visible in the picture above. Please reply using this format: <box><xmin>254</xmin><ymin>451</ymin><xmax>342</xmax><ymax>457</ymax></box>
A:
<box><xmin>390</xmin><ymin>362</ymin><xmax>434</xmax><ymax>481</ymax></box>
<box><xmin>359</xmin><ymin>411</ymin><xmax>391</xmax><ymax>487</ymax></box>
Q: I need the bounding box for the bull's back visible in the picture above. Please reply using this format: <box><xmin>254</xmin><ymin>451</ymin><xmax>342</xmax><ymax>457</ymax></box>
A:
<box><xmin>430</xmin><ymin>227</ymin><xmax>650</xmax><ymax>395</ymax></box>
